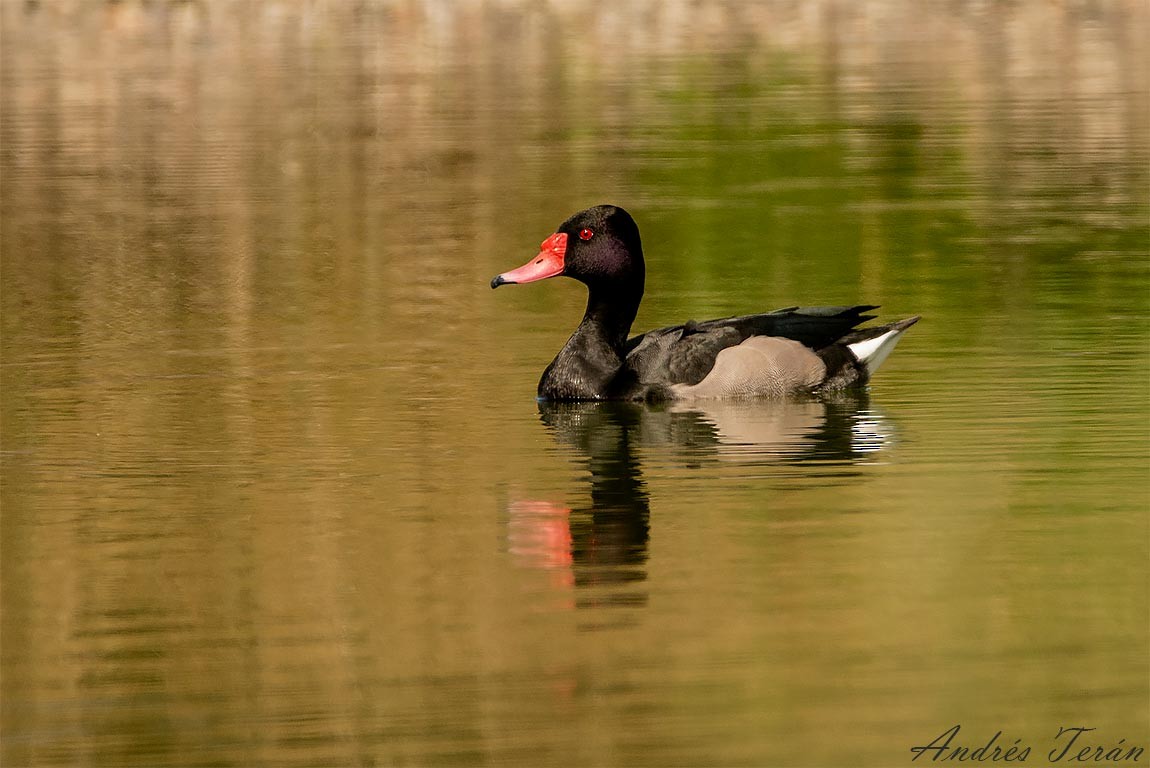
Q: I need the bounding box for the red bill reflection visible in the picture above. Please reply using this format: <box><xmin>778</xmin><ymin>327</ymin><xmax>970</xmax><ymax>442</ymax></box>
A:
<box><xmin>508</xmin><ymin>500</ymin><xmax>575</xmax><ymax>594</ymax></box>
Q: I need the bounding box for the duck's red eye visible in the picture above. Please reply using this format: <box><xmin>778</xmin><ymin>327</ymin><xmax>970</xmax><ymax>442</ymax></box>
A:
<box><xmin>579</xmin><ymin>228</ymin><xmax>594</xmax><ymax>240</ymax></box>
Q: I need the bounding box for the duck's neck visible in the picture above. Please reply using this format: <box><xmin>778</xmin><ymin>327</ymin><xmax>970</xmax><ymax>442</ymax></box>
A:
<box><xmin>578</xmin><ymin>277</ymin><xmax>643</xmax><ymax>353</ymax></box>
<box><xmin>538</xmin><ymin>277</ymin><xmax>644</xmax><ymax>401</ymax></box>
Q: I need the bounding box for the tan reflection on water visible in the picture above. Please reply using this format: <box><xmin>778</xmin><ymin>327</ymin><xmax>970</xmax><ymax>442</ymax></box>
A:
<box><xmin>2</xmin><ymin>2</ymin><xmax>1148</xmax><ymax>767</ymax></box>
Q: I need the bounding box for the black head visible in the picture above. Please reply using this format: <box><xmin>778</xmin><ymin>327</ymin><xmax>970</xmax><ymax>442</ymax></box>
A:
<box><xmin>554</xmin><ymin>205</ymin><xmax>644</xmax><ymax>286</ymax></box>
<box><xmin>491</xmin><ymin>205</ymin><xmax>644</xmax><ymax>290</ymax></box>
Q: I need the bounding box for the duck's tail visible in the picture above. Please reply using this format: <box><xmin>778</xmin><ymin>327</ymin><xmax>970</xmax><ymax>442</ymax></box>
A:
<box><xmin>816</xmin><ymin>315</ymin><xmax>921</xmax><ymax>390</ymax></box>
<box><xmin>845</xmin><ymin>315</ymin><xmax>921</xmax><ymax>376</ymax></box>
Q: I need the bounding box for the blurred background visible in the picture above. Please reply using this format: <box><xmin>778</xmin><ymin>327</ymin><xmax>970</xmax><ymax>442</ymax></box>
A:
<box><xmin>2</xmin><ymin>2</ymin><xmax>1148</xmax><ymax>766</ymax></box>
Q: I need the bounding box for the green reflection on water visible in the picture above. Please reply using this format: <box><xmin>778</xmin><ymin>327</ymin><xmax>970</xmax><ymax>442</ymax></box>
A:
<box><xmin>1</xmin><ymin>2</ymin><xmax>1147</xmax><ymax>767</ymax></box>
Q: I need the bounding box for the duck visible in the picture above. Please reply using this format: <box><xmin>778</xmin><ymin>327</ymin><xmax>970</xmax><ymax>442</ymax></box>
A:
<box><xmin>491</xmin><ymin>205</ymin><xmax>919</xmax><ymax>402</ymax></box>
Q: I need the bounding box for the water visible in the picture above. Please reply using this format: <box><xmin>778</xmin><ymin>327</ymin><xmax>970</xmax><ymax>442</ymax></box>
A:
<box><xmin>2</xmin><ymin>2</ymin><xmax>1148</xmax><ymax>766</ymax></box>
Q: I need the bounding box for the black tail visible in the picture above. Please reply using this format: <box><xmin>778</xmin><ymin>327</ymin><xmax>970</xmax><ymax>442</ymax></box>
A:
<box><xmin>817</xmin><ymin>315</ymin><xmax>921</xmax><ymax>390</ymax></box>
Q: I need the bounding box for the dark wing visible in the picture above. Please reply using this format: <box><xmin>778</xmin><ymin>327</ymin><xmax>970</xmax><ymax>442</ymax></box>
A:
<box><xmin>623</xmin><ymin>305</ymin><xmax>878</xmax><ymax>387</ymax></box>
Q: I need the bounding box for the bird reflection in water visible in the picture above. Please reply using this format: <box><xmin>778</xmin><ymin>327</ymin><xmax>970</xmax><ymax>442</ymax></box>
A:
<box><xmin>507</xmin><ymin>403</ymin><xmax>651</xmax><ymax>614</ymax></box>
<box><xmin>506</xmin><ymin>393</ymin><xmax>891</xmax><ymax>619</ymax></box>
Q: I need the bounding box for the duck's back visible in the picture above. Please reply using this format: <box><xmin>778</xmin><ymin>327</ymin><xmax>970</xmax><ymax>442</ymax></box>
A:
<box><xmin>618</xmin><ymin>305</ymin><xmax>882</xmax><ymax>400</ymax></box>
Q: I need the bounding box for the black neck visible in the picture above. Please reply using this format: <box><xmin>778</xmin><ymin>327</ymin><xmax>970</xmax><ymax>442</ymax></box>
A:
<box><xmin>578</xmin><ymin>276</ymin><xmax>644</xmax><ymax>353</ymax></box>
<box><xmin>537</xmin><ymin>271</ymin><xmax>645</xmax><ymax>401</ymax></box>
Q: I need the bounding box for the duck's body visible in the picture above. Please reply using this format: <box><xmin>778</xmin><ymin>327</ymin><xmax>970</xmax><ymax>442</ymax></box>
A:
<box><xmin>492</xmin><ymin>205</ymin><xmax>918</xmax><ymax>402</ymax></box>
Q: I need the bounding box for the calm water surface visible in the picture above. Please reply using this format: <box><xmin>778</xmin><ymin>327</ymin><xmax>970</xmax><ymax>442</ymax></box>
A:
<box><xmin>2</xmin><ymin>2</ymin><xmax>1148</xmax><ymax>767</ymax></box>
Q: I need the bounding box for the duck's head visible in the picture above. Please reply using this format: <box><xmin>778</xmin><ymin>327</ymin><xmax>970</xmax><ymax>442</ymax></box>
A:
<box><xmin>491</xmin><ymin>205</ymin><xmax>644</xmax><ymax>290</ymax></box>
